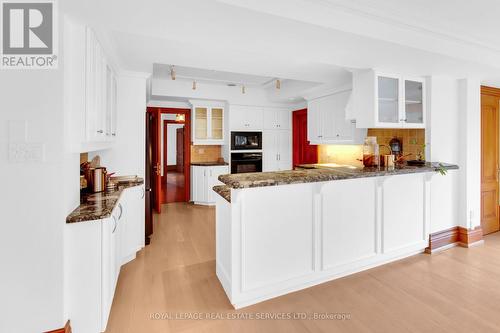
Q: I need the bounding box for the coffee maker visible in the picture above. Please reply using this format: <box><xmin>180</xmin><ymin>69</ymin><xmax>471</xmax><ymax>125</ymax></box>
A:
<box><xmin>389</xmin><ymin>137</ymin><xmax>403</xmax><ymax>158</ymax></box>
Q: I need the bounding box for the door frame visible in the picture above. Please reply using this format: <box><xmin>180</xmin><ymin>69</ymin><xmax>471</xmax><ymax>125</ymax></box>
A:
<box><xmin>147</xmin><ymin>107</ymin><xmax>191</xmax><ymax>209</ymax></box>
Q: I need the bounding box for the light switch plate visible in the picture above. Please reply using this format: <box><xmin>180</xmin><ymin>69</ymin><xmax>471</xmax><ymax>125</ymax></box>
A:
<box><xmin>9</xmin><ymin>143</ymin><xmax>45</xmax><ymax>163</ymax></box>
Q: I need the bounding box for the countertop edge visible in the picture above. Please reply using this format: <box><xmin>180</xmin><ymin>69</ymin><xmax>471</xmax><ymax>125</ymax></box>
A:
<box><xmin>218</xmin><ymin>163</ymin><xmax>459</xmax><ymax>190</ymax></box>
<box><xmin>66</xmin><ymin>179</ymin><xmax>144</xmax><ymax>224</ymax></box>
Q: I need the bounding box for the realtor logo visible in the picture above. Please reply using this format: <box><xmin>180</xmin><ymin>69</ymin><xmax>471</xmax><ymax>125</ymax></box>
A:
<box><xmin>1</xmin><ymin>0</ymin><xmax>58</xmax><ymax>69</ymax></box>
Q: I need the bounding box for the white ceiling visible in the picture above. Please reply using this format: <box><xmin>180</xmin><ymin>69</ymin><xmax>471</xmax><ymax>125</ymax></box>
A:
<box><xmin>61</xmin><ymin>0</ymin><xmax>500</xmax><ymax>86</ymax></box>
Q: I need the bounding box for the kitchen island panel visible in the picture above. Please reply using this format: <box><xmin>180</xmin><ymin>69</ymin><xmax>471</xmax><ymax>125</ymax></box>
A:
<box><xmin>383</xmin><ymin>174</ymin><xmax>426</xmax><ymax>253</ymax></box>
<box><xmin>239</xmin><ymin>184</ymin><xmax>315</xmax><ymax>292</ymax></box>
<box><xmin>321</xmin><ymin>178</ymin><xmax>377</xmax><ymax>270</ymax></box>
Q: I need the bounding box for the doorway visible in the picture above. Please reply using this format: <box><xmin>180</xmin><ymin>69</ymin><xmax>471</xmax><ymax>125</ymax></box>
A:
<box><xmin>146</xmin><ymin>107</ymin><xmax>191</xmax><ymax>213</ymax></box>
<box><xmin>292</xmin><ymin>109</ymin><xmax>318</xmax><ymax>168</ymax></box>
<box><xmin>481</xmin><ymin>86</ymin><xmax>500</xmax><ymax>235</ymax></box>
<box><xmin>163</xmin><ymin>119</ymin><xmax>186</xmax><ymax>203</ymax></box>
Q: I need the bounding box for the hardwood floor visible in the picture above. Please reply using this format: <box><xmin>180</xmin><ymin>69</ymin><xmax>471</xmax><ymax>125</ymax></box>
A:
<box><xmin>105</xmin><ymin>203</ymin><xmax>500</xmax><ymax>333</ymax></box>
<box><xmin>162</xmin><ymin>171</ymin><xmax>186</xmax><ymax>203</ymax></box>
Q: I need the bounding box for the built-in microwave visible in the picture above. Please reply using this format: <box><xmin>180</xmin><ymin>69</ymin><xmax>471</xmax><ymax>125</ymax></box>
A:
<box><xmin>231</xmin><ymin>131</ymin><xmax>262</xmax><ymax>150</ymax></box>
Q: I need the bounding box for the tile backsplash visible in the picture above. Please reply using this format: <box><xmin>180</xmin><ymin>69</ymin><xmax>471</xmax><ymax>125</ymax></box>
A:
<box><xmin>367</xmin><ymin>128</ymin><xmax>426</xmax><ymax>159</ymax></box>
<box><xmin>191</xmin><ymin>145</ymin><xmax>223</xmax><ymax>163</ymax></box>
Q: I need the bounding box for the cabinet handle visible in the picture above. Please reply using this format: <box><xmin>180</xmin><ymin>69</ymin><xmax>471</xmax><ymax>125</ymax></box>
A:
<box><xmin>112</xmin><ymin>215</ymin><xmax>118</xmax><ymax>233</ymax></box>
<box><xmin>118</xmin><ymin>203</ymin><xmax>123</xmax><ymax>220</ymax></box>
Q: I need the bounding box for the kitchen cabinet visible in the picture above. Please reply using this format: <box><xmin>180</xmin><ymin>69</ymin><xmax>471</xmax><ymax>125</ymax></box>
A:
<box><xmin>119</xmin><ymin>185</ymin><xmax>145</xmax><ymax>266</ymax></box>
<box><xmin>307</xmin><ymin>91</ymin><xmax>366</xmax><ymax>144</ymax></box>
<box><xmin>65</xmin><ymin>186</ymin><xmax>144</xmax><ymax>333</ymax></box>
<box><xmin>352</xmin><ymin>69</ymin><xmax>426</xmax><ymax>128</ymax></box>
<box><xmin>264</xmin><ymin>107</ymin><xmax>291</xmax><ymax>130</ymax></box>
<box><xmin>230</xmin><ymin>105</ymin><xmax>264</xmax><ymax>130</ymax></box>
<box><xmin>63</xmin><ymin>17</ymin><xmax>118</xmax><ymax>152</ymax></box>
<box><xmin>191</xmin><ymin>101</ymin><xmax>225</xmax><ymax>145</ymax></box>
<box><xmin>85</xmin><ymin>27</ymin><xmax>118</xmax><ymax>142</ymax></box>
<box><xmin>191</xmin><ymin>165</ymin><xmax>229</xmax><ymax>205</ymax></box>
<box><xmin>263</xmin><ymin>130</ymin><xmax>292</xmax><ymax>171</ymax></box>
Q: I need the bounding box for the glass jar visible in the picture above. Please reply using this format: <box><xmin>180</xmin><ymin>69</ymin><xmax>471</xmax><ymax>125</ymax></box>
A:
<box><xmin>363</xmin><ymin>137</ymin><xmax>380</xmax><ymax>167</ymax></box>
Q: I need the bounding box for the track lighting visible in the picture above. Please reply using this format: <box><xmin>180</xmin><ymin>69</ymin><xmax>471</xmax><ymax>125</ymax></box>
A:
<box><xmin>276</xmin><ymin>79</ymin><xmax>281</xmax><ymax>89</ymax></box>
<box><xmin>170</xmin><ymin>65</ymin><xmax>176</xmax><ymax>80</ymax></box>
<box><xmin>192</xmin><ymin>80</ymin><xmax>197</xmax><ymax>90</ymax></box>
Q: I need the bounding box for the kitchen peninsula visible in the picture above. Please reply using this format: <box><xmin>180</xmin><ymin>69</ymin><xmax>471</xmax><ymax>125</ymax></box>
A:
<box><xmin>214</xmin><ymin>163</ymin><xmax>458</xmax><ymax>309</ymax></box>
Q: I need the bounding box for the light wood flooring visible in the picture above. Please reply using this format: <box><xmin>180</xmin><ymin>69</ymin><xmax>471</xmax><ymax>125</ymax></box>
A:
<box><xmin>105</xmin><ymin>203</ymin><xmax>500</xmax><ymax>333</ymax></box>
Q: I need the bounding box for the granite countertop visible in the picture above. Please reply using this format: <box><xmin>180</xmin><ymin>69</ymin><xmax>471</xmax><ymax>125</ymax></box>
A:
<box><xmin>213</xmin><ymin>185</ymin><xmax>231</xmax><ymax>202</ymax></box>
<box><xmin>66</xmin><ymin>177</ymin><xmax>144</xmax><ymax>223</ymax></box>
<box><xmin>191</xmin><ymin>161</ymin><xmax>229</xmax><ymax>166</ymax></box>
<box><xmin>218</xmin><ymin>162</ymin><xmax>458</xmax><ymax>189</ymax></box>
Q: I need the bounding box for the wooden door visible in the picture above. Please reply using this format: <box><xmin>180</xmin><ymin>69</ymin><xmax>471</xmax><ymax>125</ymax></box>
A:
<box><xmin>176</xmin><ymin>128</ymin><xmax>184</xmax><ymax>173</ymax></box>
<box><xmin>144</xmin><ymin>112</ymin><xmax>153</xmax><ymax>244</ymax></box>
<box><xmin>481</xmin><ymin>90</ymin><xmax>499</xmax><ymax>234</ymax></box>
<box><xmin>151</xmin><ymin>109</ymin><xmax>162</xmax><ymax>213</ymax></box>
<box><xmin>293</xmin><ymin>109</ymin><xmax>318</xmax><ymax>168</ymax></box>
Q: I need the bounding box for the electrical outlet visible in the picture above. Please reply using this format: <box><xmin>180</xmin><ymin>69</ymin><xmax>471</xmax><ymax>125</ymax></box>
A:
<box><xmin>9</xmin><ymin>143</ymin><xmax>45</xmax><ymax>163</ymax></box>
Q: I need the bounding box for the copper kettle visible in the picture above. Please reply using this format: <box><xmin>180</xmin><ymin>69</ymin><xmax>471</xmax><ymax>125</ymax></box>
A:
<box><xmin>84</xmin><ymin>167</ymin><xmax>107</xmax><ymax>193</ymax></box>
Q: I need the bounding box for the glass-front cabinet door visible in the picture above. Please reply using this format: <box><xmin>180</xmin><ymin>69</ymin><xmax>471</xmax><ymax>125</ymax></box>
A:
<box><xmin>404</xmin><ymin>79</ymin><xmax>424</xmax><ymax>126</ymax></box>
<box><xmin>377</xmin><ymin>75</ymin><xmax>401</xmax><ymax>125</ymax></box>
<box><xmin>194</xmin><ymin>107</ymin><xmax>208</xmax><ymax>140</ymax></box>
<box><xmin>211</xmin><ymin>108</ymin><xmax>223</xmax><ymax>140</ymax></box>
<box><xmin>191</xmin><ymin>103</ymin><xmax>225</xmax><ymax>144</ymax></box>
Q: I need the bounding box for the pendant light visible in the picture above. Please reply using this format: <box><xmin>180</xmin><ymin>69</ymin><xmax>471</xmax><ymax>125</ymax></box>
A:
<box><xmin>192</xmin><ymin>80</ymin><xmax>197</xmax><ymax>90</ymax></box>
<box><xmin>170</xmin><ymin>65</ymin><xmax>176</xmax><ymax>80</ymax></box>
<box><xmin>276</xmin><ymin>79</ymin><xmax>281</xmax><ymax>89</ymax></box>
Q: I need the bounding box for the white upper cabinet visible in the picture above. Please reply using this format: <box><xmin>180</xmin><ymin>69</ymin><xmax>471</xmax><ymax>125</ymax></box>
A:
<box><xmin>263</xmin><ymin>107</ymin><xmax>291</xmax><ymax>130</ymax></box>
<box><xmin>230</xmin><ymin>105</ymin><xmax>263</xmax><ymax>130</ymax></box>
<box><xmin>190</xmin><ymin>101</ymin><xmax>225</xmax><ymax>145</ymax></box>
<box><xmin>352</xmin><ymin>69</ymin><xmax>426</xmax><ymax>129</ymax></box>
<box><xmin>307</xmin><ymin>90</ymin><xmax>366</xmax><ymax>145</ymax></box>
<box><xmin>64</xmin><ymin>17</ymin><xmax>118</xmax><ymax>152</ymax></box>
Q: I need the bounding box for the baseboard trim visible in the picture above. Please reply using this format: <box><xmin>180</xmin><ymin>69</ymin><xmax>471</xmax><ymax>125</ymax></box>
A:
<box><xmin>44</xmin><ymin>320</ymin><xmax>71</xmax><ymax>333</ymax></box>
<box><xmin>426</xmin><ymin>226</ymin><xmax>483</xmax><ymax>253</ymax></box>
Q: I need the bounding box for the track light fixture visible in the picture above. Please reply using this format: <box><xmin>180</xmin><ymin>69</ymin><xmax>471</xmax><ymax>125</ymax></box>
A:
<box><xmin>170</xmin><ymin>65</ymin><xmax>176</xmax><ymax>80</ymax></box>
<box><xmin>276</xmin><ymin>79</ymin><xmax>281</xmax><ymax>89</ymax></box>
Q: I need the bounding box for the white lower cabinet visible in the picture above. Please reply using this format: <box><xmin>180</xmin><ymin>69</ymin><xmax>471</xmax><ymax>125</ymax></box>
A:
<box><xmin>191</xmin><ymin>165</ymin><xmax>229</xmax><ymax>205</ymax></box>
<box><xmin>65</xmin><ymin>185</ymin><xmax>145</xmax><ymax>333</ymax></box>
<box><xmin>263</xmin><ymin>130</ymin><xmax>292</xmax><ymax>172</ymax></box>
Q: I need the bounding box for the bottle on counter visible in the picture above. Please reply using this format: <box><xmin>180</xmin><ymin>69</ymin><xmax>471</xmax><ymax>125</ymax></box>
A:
<box><xmin>363</xmin><ymin>137</ymin><xmax>380</xmax><ymax>167</ymax></box>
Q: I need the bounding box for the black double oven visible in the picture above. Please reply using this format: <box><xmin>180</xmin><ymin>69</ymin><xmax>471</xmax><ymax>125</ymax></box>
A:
<box><xmin>230</xmin><ymin>131</ymin><xmax>262</xmax><ymax>174</ymax></box>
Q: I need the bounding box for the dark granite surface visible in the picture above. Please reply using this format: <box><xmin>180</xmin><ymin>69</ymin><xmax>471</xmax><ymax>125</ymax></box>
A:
<box><xmin>66</xmin><ymin>177</ymin><xmax>144</xmax><ymax>223</ymax></box>
<box><xmin>191</xmin><ymin>161</ymin><xmax>229</xmax><ymax>166</ymax></box>
<box><xmin>213</xmin><ymin>185</ymin><xmax>231</xmax><ymax>203</ymax></box>
<box><xmin>218</xmin><ymin>162</ymin><xmax>458</xmax><ymax>189</ymax></box>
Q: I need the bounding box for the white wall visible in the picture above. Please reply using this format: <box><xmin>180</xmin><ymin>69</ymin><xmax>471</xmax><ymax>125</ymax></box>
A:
<box><xmin>91</xmin><ymin>75</ymin><xmax>147</xmax><ymax>178</ymax></box>
<box><xmin>426</xmin><ymin>76</ymin><xmax>480</xmax><ymax>233</ymax></box>
<box><xmin>0</xmin><ymin>18</ymin><xmax>80</xmax><ymax>332</ymax></box>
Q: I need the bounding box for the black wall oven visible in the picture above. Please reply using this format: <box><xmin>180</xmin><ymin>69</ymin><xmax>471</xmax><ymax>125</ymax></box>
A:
<box><xmin>231</xmin><ymin>131</ymin><xmax>262</xmax><ymax>150</ymax></box>
<box><xmin>231</xmin><ymin>152</ymin><xmax>262</xmax><ymax>174</ymax></box>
